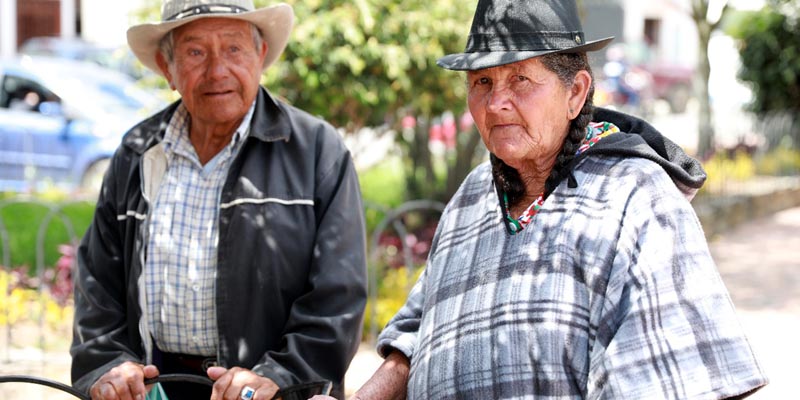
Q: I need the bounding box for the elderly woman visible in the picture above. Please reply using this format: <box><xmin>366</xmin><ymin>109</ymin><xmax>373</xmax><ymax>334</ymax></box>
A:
<box><xmin>320</xmin><ymin>0</ymin><xmax>769</xmax><ymax>399</ymax></box>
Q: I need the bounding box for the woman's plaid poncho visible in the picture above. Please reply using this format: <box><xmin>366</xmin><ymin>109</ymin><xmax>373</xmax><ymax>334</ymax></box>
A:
<box><xmin>378</xmin><ymin>155</ymin><xmax>766</xmax><ymax>399</ymax></box>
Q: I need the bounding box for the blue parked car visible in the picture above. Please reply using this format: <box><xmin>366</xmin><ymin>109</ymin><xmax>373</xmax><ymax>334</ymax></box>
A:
<box><xmin>0</xmin><ymin>56</ymin><xmax>165</xmax><ymax>194</ymax></box>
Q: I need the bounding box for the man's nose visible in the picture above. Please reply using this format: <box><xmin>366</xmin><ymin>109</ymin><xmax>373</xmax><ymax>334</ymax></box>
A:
<box><xmin>206</xmin><ymin>51</ymin><xmax>228</xmax><ymax>77</ymax></box>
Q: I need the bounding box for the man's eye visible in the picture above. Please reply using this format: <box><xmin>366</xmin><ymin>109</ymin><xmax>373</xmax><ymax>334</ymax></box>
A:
<box><xmin>477</xmin><ymin>77</ymin><xmax>490</xmax><ymax>85</ymax></box>
<box><xmin>189</xmin><ymin>49</ymin><xmax>202</xmax><ymax>56</ymax></box>
<box><xmin>515</xmin><ymin>75</ymin><xmax>527</xmax><ymax>82</ymax></box>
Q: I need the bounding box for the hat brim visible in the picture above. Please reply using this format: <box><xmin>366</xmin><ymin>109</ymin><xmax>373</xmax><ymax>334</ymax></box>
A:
<box><xmin>436</xmin><ymin>36</ymin><xmax>614</xmax><ymax>71</ymax></box>
<box><xmin>127</xmin><ymin>3</ymin><xmax>293</xmax><ymax>76</ymax></box>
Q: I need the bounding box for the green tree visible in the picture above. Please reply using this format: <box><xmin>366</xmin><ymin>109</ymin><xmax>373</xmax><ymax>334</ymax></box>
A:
<box><xmin>728</xmin><ymin>2</ymin><xmax>800</xmax><ymax>113</ymax></box>
<box><xmin>262</xmin><ymin>0</ymin><xmax>482</xmax><ymax>201</ymax></box>
<box><xmin>728</xmin><ymin>1</ymin><xmax>800</xmax><ymax>150</ymax></box>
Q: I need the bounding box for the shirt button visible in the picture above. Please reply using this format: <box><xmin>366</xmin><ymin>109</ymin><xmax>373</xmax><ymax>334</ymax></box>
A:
<box><xmin>192</xmin><ymin>284</ymin><xmax>200</xmax><ymax>291</ymax></box>
<box><xmin>193</xmin><ymin>336</ymin><xmax>199</xmax><ymax>343</ymax></box>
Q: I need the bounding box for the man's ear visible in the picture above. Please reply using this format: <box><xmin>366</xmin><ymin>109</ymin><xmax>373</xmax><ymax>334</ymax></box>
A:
<box><xmin>155</xmin><ymin>52</ymin><xmax>175</xmax><ymax>90</ymax></box>
<box><xmin>567</xmin><ymin>70</ymin><xmax>592</xmax><ymax>119</ymax></box>
<box><xmin>259</xmin><ymin>40</ymin><xmax>269</xmax><ymax>67</ymax></box>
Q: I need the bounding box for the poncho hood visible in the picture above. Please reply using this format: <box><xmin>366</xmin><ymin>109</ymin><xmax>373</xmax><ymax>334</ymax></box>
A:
<box><xmin>566</xmin><ymin>107</ymin><xmax>707</xmax><ymax>199</ymax></box>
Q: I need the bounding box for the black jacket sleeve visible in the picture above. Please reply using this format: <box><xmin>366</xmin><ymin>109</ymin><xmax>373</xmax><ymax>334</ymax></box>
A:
<box><xmin>70</xmin><ymin>148</ymin><xmax>143</xmax><ymax>394</ymax></box>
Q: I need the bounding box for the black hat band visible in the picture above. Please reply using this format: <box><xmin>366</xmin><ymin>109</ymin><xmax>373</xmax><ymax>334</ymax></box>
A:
<box><xmin>166</xmin><ymin>4</ymin><xmax>248</xmax><ymax>21</ymax></box>
<box><xmin>466</xmin><ymin>31</ymin><xmax>585</xmax><ymax>53</ymax></box>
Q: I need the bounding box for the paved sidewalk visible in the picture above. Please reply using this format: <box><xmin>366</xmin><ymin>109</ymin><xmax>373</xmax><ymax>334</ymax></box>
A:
<box><xmin>344</xmin><ymin>343</ymin><xmax>382</xmax><ymax>396</ymax></box>
<box><xmin>344</xmin><ymin>207</ymin><xmax>800</xmax><ymax>398</ymax></box>
<box><xmin>708</xmin><ymin>206</ymin><xmax>800</xmax><ymax>399</ymax></box>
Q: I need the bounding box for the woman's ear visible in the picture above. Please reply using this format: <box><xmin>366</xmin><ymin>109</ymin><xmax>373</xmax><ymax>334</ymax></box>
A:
<box><xmin>567</xmin><ymin>70</ymin><xmax>592</xmax><ymax>119</ymax></box>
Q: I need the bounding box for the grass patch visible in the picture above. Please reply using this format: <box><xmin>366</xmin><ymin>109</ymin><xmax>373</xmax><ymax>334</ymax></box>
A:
<box><xmin>359</xmin><ymin>156</ymin><xmax>407</xmax><ymax>235</ymax></box>
<box><xmin>0</xmin><ymin>198</ymin><xmax>95</xmax><ymax>273</ymax></box>
<box><xmin>359</xmin><ymin>155</ymin><xmax>405</xmax><ymax>209</ymax></box>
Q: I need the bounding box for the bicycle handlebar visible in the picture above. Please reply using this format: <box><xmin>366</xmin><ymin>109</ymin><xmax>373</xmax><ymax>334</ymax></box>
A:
<box><xmin>0</xmin><ymin>374</ymin><xmax>88</xmax><ymax>399</ymax></box>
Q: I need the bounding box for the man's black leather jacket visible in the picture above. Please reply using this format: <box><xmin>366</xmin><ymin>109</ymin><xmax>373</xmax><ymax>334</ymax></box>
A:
<box><xmin>70</xmin><ymin>88</ymin><xmax>368</xmax><ymax>399</ymax></box>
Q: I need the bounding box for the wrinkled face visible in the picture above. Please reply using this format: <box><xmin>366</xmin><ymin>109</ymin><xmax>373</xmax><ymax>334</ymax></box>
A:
<box><xmin>467</xmin><ymin>58</ymin><xmax>573</xmax><ymax>170</ymax></box>
<box><xmin>158</xmin><ymin>18</ymin><xmax>267</xmax><ymax>128</ymax></box>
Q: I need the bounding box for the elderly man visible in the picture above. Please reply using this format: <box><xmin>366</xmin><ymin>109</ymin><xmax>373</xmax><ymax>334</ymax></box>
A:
<box><xmin>70</xmin><ymin>1</ymin><xmax>367</xmax><ymax>400</ymax></box>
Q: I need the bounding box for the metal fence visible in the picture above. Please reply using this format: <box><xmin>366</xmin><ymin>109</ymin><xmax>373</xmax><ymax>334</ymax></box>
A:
<box><xmin>364</xmin><ymin>199</ymin><xmax>446</xmax><ymax>342</ymax></box>
<box><xmin>691</xmin><ymin>111</ymin><xmax>800</xmax><ymax>236</ymax></box>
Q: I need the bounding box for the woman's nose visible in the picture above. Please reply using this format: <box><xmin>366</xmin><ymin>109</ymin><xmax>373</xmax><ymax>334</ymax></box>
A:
<box><xmin>486</xmin><ymin>86</ymin><xmax>513</xmax><ymax>112</ymax></box>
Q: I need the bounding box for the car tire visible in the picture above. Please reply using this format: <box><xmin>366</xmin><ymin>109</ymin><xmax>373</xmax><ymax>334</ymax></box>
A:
<box><xmin>80</xmin><ymin>158</ymin><xmax>110</xmax><ymax>197</ymax></box>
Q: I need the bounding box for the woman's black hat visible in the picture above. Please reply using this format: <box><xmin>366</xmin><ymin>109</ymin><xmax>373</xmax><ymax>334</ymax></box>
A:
<box><xmin>437</xmin><ymin>0</ymin><xmax>614</xmax><ymax>71</ymax></box>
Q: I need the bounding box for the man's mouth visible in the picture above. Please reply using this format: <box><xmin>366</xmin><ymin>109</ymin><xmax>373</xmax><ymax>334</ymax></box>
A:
<box><xmin>206</xmin><ymin>90</ymin><xmax>232</xmax><ymax>96</ymax></box>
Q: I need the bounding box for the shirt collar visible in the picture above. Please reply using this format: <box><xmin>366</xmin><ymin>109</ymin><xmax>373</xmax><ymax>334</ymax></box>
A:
<box><xmin>162</xmin><ymin>100</ymin><xmax>256</xmax><ymax>158</ymax></box>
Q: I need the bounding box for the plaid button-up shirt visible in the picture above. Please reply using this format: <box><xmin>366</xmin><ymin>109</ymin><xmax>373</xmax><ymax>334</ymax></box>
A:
<box><xmin>145</xmin><ymin>102</ymin><xmax>254</xmax><ymax>356</ymax></box>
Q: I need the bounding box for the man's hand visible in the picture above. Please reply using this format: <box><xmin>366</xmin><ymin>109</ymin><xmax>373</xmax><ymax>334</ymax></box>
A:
<box><xmin>90</xmin><ymin>361</ymin><xmax>159</xmax><ymax>400</ymax></box>
<box><xmin>207</xmin><ymin>366</ymin><xmax>279</xmax><ymax>400</ymax></box>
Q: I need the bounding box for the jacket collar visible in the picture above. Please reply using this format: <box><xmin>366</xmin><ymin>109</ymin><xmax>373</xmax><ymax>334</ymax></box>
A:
<box><xmin>123</xmin><ymin>87</ymin><xmax>291</xmax><ymax>155</ymax></box>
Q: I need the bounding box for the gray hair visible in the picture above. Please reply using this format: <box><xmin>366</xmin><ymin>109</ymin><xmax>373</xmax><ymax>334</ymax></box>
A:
<box><xmin>158</xmin><ymin>22</ymin><xmax>264</xmax><ymax>65</ymax></box>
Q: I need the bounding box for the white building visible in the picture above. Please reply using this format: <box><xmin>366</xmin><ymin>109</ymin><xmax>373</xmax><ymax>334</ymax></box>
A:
<box><xmin>0</xmin><ymin>0</ymin><xmax>146</xmax><ymax>58</ymax></box>
<box><xmin>583</xmin><ymin>0</ymin><xmax>700</xmax><ymax>68</ymax></box>
<box><xmin>81</xmin><ymin>0</ymin><xmax>148</xmax><ymax>47</ymax></box>
<box><xmin>583</xmin><ymin>0</ymin><xmax>764</xmax><ymax>68</ymax></box>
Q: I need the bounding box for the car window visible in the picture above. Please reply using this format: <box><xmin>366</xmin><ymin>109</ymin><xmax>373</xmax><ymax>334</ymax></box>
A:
<box><xmin>97</xmin><ymin>82</ymin><xmax>151</xmax><ymax>110</ymax></box>
<box><xmin>1</xmin><ymin>74</ymin><xmax>59</xmax><ymax>112</ymax></box>
<box><xmin>37</xmin><ymin>68</ymin><xmax>162</xmax><ymax>118</ymax></box>
<box><xmin>56</xmin><ymin>78</ymin><xmax>155</xmax><ymax>117</ymax></box>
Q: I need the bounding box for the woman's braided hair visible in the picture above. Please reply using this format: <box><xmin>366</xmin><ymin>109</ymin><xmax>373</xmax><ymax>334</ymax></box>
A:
<box><xmin>491</xmin><ymin>52</ymin><xmax>595</xmax><ymax>205</ymax></box>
